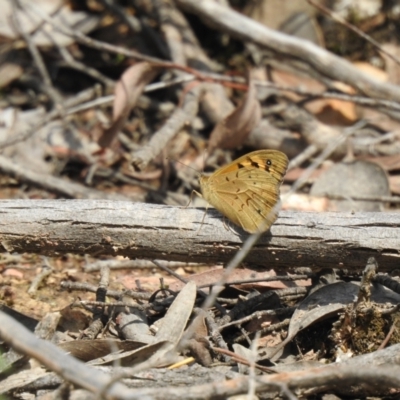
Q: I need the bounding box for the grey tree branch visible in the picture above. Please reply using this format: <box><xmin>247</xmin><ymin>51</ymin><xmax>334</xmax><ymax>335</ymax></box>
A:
<box><xmin>0</xmin><ymin>156</ymin><xmax>132</xmax><ymax>201</ymax></box>
<box><xmin>0</xmin><ymin>199</ymin><xmax>398</xmax><ymax>271</ymax></box>
<box><xmin>1</xmin><ymin>309</ymin><xmax>400</xmax><ymax>398</ymax></box>
<box><xmin>131</xmin><ymin>85</ymin><xmax>202</xmax><ymax>171</ymax></box>
<box><xmin>0</xmin><ymin>311</ymin><xmax>135</xmax><ymax>397</ymax></box>
<box><xmin>174</xmin><ymin>0</ymin><xmax>400</xmax><ymax>102</ymax></box>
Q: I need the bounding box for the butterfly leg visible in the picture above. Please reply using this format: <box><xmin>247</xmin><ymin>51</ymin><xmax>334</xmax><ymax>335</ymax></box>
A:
<box><xmin>184</xmin><ymin>190</ymin><xmax>208</xmax><ymax>234</ymax></box>
<box><xmin>222</xmin><ymin>217</ymin><xmax>239</xmax><ymax>234</ymax></box>
<box><xmin>196</xmin><ymin>202</ymin><xmax>209</xmax><ymax>235</ymax></box>
<box><xmin>184</xmin><ymin>190</ymin><xmax>202</xmax><ymax>209</ymax></box>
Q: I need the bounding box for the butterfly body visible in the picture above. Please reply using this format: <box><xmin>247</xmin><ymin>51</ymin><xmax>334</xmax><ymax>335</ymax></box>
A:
<box><xmin>199</xmin><ymin>150</ymin><xmax>288</xmax><ymax>233</ymax></box>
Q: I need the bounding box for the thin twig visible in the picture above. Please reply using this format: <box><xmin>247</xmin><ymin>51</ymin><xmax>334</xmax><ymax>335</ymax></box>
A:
<box><xmin>151</xmin><ymin>260</ymin><xmax>226</xmax><ymax>315</ymax></box>
<box><xmin>198</xmin><ymin>274</ymin><xmax>311</xmax><ymax>289</ymax></box>
<box><xmin>27</xmin><ymin>260</ymin><xmax>53</xmax><ymax>295</ymax></box>
<box><xmin>12</xmin><ymin>1</ymin><xmax>63</xmax><ymax>109</ymax></box>
<box><xmin>308</xmin><ymin>0</ymin><xmax>400</xmax><ymax>67</ymax></box>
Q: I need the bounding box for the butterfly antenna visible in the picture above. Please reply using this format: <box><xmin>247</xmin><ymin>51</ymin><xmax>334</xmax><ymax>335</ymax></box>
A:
<box><xmin>166</xmin><ymin>157</ymin><xmax>201</xmax><ymax>176</ymax></box>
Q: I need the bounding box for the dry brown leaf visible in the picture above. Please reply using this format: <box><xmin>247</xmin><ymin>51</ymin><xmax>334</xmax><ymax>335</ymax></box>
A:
<box><xmin>268</xmin><ymin>282</ymin><xmax>360</xmax><ymax>361</ymax></box>
<box><xmin>353</xmin><ymin>60</ymin><xmax>388</xmax><ymax>84</ymax></box>
<box><xmin>58</xmin><ymin>339</ymin><xmax>147</xmax><ymax>362</ymax></box>
<box><xmin>155</xmin><ymin>281</ymin><xmax>197</xmax><ymax>342</ymax></box>
<box><xmin>316</xmin><ymin>80</ymin><xmax>357</xmax><ymax>123</ymax></box>
<box><xmin>388</xmin><ymin>175</ymin><xmax>400</xmax><ymax>195</ymax></box>
<box><xmin>360</xmin><ymin>154</ymin><xmax>400</xmax><ymax>172</ymax></box>
<box><xmin>98</xmin><ymin>62</ymin><xmax>161</xmax><ymax>148</ymax></box>
<box><xmin>180</xmin><ymin>308</ymin><xmax>212</xmax><ymax>366</ymax></box>
<box><xmin>272</xmin><ymin>69</ymin><xmax>357</xmax><ymax>124</ymax></box>
<box><xmin>0</xmin><ymin>63</ymin><xmax>23</xmax><ymax>88</ymax></box>
<box><xmin>90</xmin><ymin>281</ymin><xmax>197</xmax><ymax>368</ymax></box>
<box><xmin>207</xmin><ymin>70</ymin><xmax>261</xmax><ymax>153</ymax></box>
<box><xmin>89</xmin><ymin>339</ymin><xmax>169</xmax><ymax>366</ymax></box>
<box><xmin>168</xmin><ymin>267</ymin><xmax>306</xmax><ymax>292</ymax></box>
<box><xmin>269</xmin><ymin>280</ymin><xmax>400</xmax><ymax>361</ymax></box>
<box><xmin>349</xmin><ymin>61</ymin><xmax>395</xmax><ymax>131</ymax></box>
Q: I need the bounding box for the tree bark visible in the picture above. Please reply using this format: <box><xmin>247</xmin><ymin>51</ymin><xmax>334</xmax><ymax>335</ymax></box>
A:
<box><xmin>0</xmin><ymin>199</ymin><xmax>398</xmax><ymax>271</ymax></box>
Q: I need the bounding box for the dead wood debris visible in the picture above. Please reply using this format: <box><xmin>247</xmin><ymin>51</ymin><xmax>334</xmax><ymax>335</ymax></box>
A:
<box><xmin>1</xmin><ymin>257</ymin><xmax>400</xmax><ymax>398</ymax></box>
<box><xmin>1</xmin><ymin>0</ymin><xmax>400</xmax><ymax>398</ymax></box>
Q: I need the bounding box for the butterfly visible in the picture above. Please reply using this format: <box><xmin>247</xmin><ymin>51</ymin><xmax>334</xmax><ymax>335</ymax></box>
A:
<box><xmin>198</xmin><ymin>150</ymin><xmax>288</xmax><ymax>233</ymax></box>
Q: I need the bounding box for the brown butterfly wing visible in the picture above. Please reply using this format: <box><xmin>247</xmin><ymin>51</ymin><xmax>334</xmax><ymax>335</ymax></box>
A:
<box><xmin>200</xmin><ymin>150</ymin><xmax>288</xmax><ymax>233</ymax></box>
<box><xmin>213</xmin><ymin>150</ymin><xmax>288</xmax><ymax>180</ymax></box>
<box><xmin>210</xmin><ymin>167</ymin><xmax>282</xmax><ymax>232</ymax></box>
<box><xmin>233</xmin><ymin>169</ymin><xmax>282</xmax><ymax>231</ymax></box>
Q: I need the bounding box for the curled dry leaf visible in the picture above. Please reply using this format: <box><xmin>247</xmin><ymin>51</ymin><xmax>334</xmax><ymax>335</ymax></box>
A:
<box><xmin>266</xmin><ymin>282</ymin><xmax>360</xmax><ymax>361</ymax></box>
<box><xmin>268</xmin><ymin>279</ymin><xmax>400</xmax><ymax>361</ymax></box>
<box><xmin>310</xmin><ymin>160</ymin><xmax>390</xmax><ymax>211</ymax></box>
<box><xmin>58</xmin><ymin>339</ymin><xmax>147</xmax><ymax>362</ymax></box>
<box><xmin>208</xmin><ymin>70</ymin><xmax>262</xmax><ymax>153</ymax></box>
<box><xmin>88</xmin><ymin>281</ymin><xmax>197</xmax><ymax>368</ymax></box>
<box><xmin>98</xmin><ymin>62</ymin><xmax>161</xmax><ymax>148</ymax></box>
